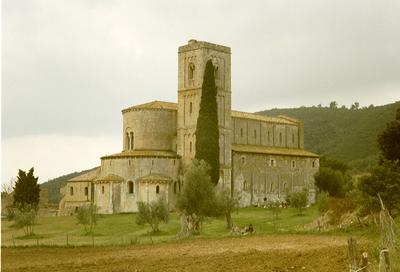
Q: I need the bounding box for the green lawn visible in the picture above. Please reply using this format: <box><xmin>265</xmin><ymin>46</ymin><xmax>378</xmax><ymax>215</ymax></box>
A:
<box><xmin>0</xmin><ymin>206</ymin><xmax>379</xmax><ymax>247</ymax></box>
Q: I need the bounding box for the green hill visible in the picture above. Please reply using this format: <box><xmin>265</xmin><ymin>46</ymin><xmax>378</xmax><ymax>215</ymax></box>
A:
<box><xmin>40</xmin><ymin>167</ymin><xmax>97</xmax><ymax>204</ymax></box>
<box><xmin>257</xmin><ymin>101</ymin><xmax>400</xmax><ymax>169</ymax></box>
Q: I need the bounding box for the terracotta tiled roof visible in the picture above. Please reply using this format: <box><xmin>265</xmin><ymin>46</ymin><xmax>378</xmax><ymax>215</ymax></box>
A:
<box><xmin>137</xmin><ymin>174</ymin><xmax>172</xmax><ymax>184</ymax></box>
<box><xmin>101</xmin><ymin>150</ymin><xmax>178</xmax><ymax>159</ymax></box>
<box><xmin>232</xmin><ymin>144</ymin><xmax>319</xmax><ymax>158</ymax></box>
<box><xmin>122</xmin><ymin>100</ymin><xmax>178</xmax><ymax>113</ymax></box>
<box><xmin>95</xmin><ymin>174</ymin><xmax>125</xmax><ymax>182</ymax></box>
<box><xmin>231</xmin><ymin>111</ymin><xmax>296</xmax><ymax>125</ymax></box>
<box><xmin>68</xmin><ymin>167</ymin><xmax>101</xmax><ymax>182</ymax></box>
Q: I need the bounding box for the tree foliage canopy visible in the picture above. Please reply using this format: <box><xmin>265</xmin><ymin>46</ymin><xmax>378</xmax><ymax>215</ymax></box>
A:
<box><xmin>378</xmin><ymin>108</ymin><xmax>400</xmax><ymax>162</ymax></box>
<box><xmin>176</xmin><ymin>160</ymin><xmax>217</xmax><ymax>219</ymax></box>
<box><xmin>287</xmin><ymin>189</ymin><xmax>308</xmax><ymax>215</ymax></box>
<box><xmin>76</xmin><ymin>204</ymin><xmax>99</xmax><ymax>235</ymax></box>
<box><xmin>13</xmin><ymin>168</ymin><xmax>40</xmax><ymax>209</ymax></box>
<box><xmin>195</xmin><ymin>60</ymin><xmax>220</xmax><ymax>185</ymax></box>
<box><xmin>358</xmin><ymin>160</ymin><xmax>400</xmax><ymax>216</ymax></box>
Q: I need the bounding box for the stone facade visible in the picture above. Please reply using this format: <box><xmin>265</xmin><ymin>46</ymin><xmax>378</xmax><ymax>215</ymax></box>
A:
<box><xmin>59</xmin><ymin>40</ymin><xmax>319</xmax><ymax>215</ymax></box>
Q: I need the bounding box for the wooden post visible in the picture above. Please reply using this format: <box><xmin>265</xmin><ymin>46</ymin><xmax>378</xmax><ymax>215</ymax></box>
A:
<box><xmin>379</xmin><ymin>248</ymin><xmax>390</xmax><ymax>272</ymax></box>
<box><xmin>348</xmin><ymin>237</ymin><xmax>358</xmax><ymax>272</ymax></box>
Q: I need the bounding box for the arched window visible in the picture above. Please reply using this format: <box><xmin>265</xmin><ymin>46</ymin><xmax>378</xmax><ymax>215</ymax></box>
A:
<box><xmin>267</xmin><ymin>131</ymin><xmax>270</xmax><ymax>143</ymax></box>
<box><xmin>312</xmin><ymin>160</ymin><xmax>316</xmax><ymax>168</ymax></box>
<box><xmin>102</xmin><ymin>186</ymin><xmax>105</xmax><ymax>194</ymax></box>
<box><xmin>292</xmin><ymin>160</ymin><xmax>296</xmax><ymax>168</ymax></box>
<box><xmin>214</xmin><ymin>65</ymin><xmax>219</xmax><ymax>79</ymax></box>
<box><xmin>269</xmin><ymin>183</ymin><xmax>273</xmax><ymax>192</ymax></box>
<box><xmin>241</xmin><ymin>156</ymin><xmax>246</xmax><ymax>164</ymax></box>
<box><xmin>254</xmin><ymin>129</ymin><xmax>257</xmax><ymax>139</ymax></box>
<box><xmin>128</xmin><ymin>181</ymin><xmax>134</xmax><ymax>194</ymax></box>
<box><xmin>130</xmin><ymin>132</ymin><xmax>134</xmax><ymax>150</ymax></box>
<box><xmin>243</xmin><ymin>180</ymin><xmax>248</xmax><ymax>191</ymax></box>
<box><xmin>84</xmin><ymin>187</ymin><xmax>88</xmax><ymax>196</ymax></box>
<box><xmin>283</xmin><ymin>183</ymin><xmax>287</xmax><ymax>191</ymax></box>
<box><xmin>189</xmin><ymin>141</ymin><xmax>192</xmax><ymax>153</ymax></box>
<box><xmin>126</xmin><ymin>132</ymin><xmax>130</xmax><ymax>150</ymax></box>
<box><xmin>189</xmin><ymin>102</ymin><xmax>193</xmax><ymax>114</ymax></box>
<box><xmin>279</xmin><ymin>132</ymin><xmax>282</xmax><ymax>145</ymax></box>
<box><xmin>70</xmin><ymin>187</ymin><xmax>74</xmax><ymax>196</ymax></box>
<box><xmin>188</xmin><ymin>63</ymin><xmax>195</xmax><ymax>80</ymax></box>
<box><xmin>156</xmin><ymin>185</ymin><xmax>160</xmax><ymax>194</ymax></box>
<box><xmin>292</xmin><ymin>134</ymin><xmax>295</xmax><ymax>144</ymax></box>
<box><xmin>240</xmin><ymin>128</ymin><xmax>243</xmax><ymax>138</ymax></box>
<box><xmin>174</xmin><ymin>182</ymin><xmax>177</xmax><ymax>194</ymax></box>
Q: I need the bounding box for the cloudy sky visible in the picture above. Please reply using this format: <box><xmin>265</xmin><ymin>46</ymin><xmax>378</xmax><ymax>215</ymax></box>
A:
<box><xmin>2</xmin><ymin>0</ymin><xmax>400</xmax><ymax>184</ymax></box>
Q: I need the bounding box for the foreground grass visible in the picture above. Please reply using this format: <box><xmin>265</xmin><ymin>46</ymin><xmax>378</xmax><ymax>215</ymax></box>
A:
<box><xmin>0</xmin><ymin>206</ymin><xmax>382</xmax><ymax>247</ymax></box>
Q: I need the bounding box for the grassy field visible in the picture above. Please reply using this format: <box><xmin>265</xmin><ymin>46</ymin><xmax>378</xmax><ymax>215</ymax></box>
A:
<box><xmin>0</xmin><ymin>206</ymin><xmax>336</xmax><ymax>247</ymax></box>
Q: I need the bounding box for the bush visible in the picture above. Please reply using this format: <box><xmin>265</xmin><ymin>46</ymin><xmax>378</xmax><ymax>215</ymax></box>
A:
<box><xmin>6</xmin><ymin>207</ymin><xmax>16</xmax><ymax>221</ymax></box>
<box><xmin>76</xmin><ymin>204</ymin><xmax>98</xmax><ymax>235</ymax></box>
<box><xmin>287</xmin><ymin>189</ymin><xmax>308</xmax><ymax>215</ymax></box>
<box><xmin>136</xmin><ymin>196</ymin><xmax>169</xmax><ymax>233</ymax></box>
<box><xmin>316</xmin><ymin>191</ymin><xmax>330</xmax><ymax>214</ymax></box>
<box><xmin>14</xmin><ymin>206</ymin><xmax>37</xmax><ymax>236</ymax></box>
<box><xmin>327</xmin><ymin>198</ymin><xmax>357</xmax><ymax>224</ymax></box>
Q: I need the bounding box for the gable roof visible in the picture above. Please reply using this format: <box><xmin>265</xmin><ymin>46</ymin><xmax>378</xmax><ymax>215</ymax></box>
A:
<box><xmin>232</xmin><ymin>144</ymin><xmax>319</xmax><ymax>158</ymax></box>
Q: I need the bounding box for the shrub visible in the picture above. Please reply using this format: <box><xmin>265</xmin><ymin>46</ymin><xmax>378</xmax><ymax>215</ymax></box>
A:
<box><xmin>136</xmin><ymin>196</ymin><xmax>169</xmax><ymax>233</ymax></box>
<box><xmin>14</xmin><ymin>206</ymin><xmax>37</xmax><ymax>236</ymax></box>
<box><xmin>316</xmin><ymin>191</ymin><xmax>330</xmax><ymax>214</ymax></box>
<box><xmin>287</xmin><ymin>189</ymin><xmax>308</xmax><ymax>215</ymax></box>
<box><xmin>76</xmin><ymin>204</ymin><xmax>98</xmax><ymax>235</ymax></box>
<box><xmin>327</xmin><ymin>198</ymin><xmax>357</xmax><ymax>224</ymax></box>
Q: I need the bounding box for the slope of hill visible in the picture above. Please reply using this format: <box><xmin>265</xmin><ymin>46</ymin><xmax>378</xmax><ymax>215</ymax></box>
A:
<box><xmin>40</xmin><ymin>167</ymin><xmax>97</xmax><ymax>204</ymax></box>
<box><xmin>257</xmin><ymin>101</ymin><xmax>400</xmax><ymax>167</ymax></box>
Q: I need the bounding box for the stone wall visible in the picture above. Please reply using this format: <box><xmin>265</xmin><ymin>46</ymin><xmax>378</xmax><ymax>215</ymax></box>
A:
<box><xmin>232</xmin><ymin>117</ymin><xmax>301</xmax><ymax>148</ymax></box>
<box><xmin>122</xmin><ymin>109</ymin><xmax>177</xmax><ymax>152</ymax></box>
<box><xmin>232</xmin><ymin>152</ymin><xmax>319</xmax><ymax>207</ymax></box>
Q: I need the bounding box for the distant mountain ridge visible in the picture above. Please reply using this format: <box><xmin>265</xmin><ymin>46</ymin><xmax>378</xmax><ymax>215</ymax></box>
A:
<box><xmin>40</xmin><ymin>167</ymin><xmax>97</xmax><ymax>204</ymax></box>
<box><xmin>257</xmin><ymin>101</ymin><xmax>400</xmax><ymax>166</ymax></box>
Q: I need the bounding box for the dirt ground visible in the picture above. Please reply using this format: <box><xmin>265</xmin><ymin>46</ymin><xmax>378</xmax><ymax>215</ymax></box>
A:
<box><xmin>1</xmin><ymin>235</ymin><xmax>368</xmax><ymax>272</ymax></box>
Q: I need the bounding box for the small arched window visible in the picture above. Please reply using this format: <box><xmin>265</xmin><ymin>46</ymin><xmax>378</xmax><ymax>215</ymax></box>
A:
<box><xmin>126</xmin><ymin>132</ymin><xmax>130</xmax><ymax>150</ymax></box>
<box><xmin>189</xmin><ymin>63</ymin><xmax>195</xmax><ymax>80</ymax></box>
<box><xmin>267</xmin><ymin>131</ymin><xmax>270</xmax><ymax>143</ymax></box>
<box><xmin>189</xmin><ymin>102</ymin><xmax>193</xmax><ymax>114</ymax></box>
<box><xmin>283</xmin><ymin>183</ymin><xmax>287</xmax><ymax>191</ymax></box>
<box><xmin>174</xmin><ymin>182</ymin><xmax>177</xmax><ymax>194</ymax></box>
<box><xmin>292</xmin><ymin>160</ymin><xmax>296</xmax><ymax>168</ymax></box>
<box><xmin>312</xmin><ymin>160</ymin><xmax>316</xmax><ymax>168</ymax></box>
<box><xmin>102</xmin><ymin>186</ymin><xmax>105</xmax><ymax>194</ymax></box>
<box><xmin>84</xmin><ymin>187</ymin><xmax>88</xmax><ymax>196</ymax></box>
<box><xmin>254</xmin><ymin>129</ymin><xmax>257</xmax><ymax>139</ymax></box>
<box><xmin>70</xmin><ymin>187</ymin><xmax>74</xmax><ymax>196</ymax></box>
<box><xmin>292</xmin><ymin>134</ymin><xmax>295</xmax><ymax>144</ymax></box>
<box><xmin>128</xmin><ymin>181</ymin><xmax>134</xmax><ymax>194</ymax></box>
<box><xmin>214</xmin><ymin>65</ymin><xmax>219</xmax><ymax>79</ymax></box>
<box><xmin>241</xmin><ymin>156</ymin><xmax>246</xmax><ymax>164</ymax></box>
<box><xmin>240</xmin><ymin>128</ymin><xmax>243</xmax><ymax>139</ymax></box>
<box><xmin>130</xmin><ymin>132</ymin><xmax>134</xmax><ymax>150</ymax></box>
<box><xmin>279</xmin><ymin>132</ymin><xmax>282</xmax><ymax>145</ymax></box>
<box><xmin>243</xmin><ymin>180</ymin><xmax>248</xmax><ymax>191</ymax></box>
<box><xmin>189</xmin><ymin>141</ymin><xmax>192</xmax><ymax>153</ymax></box>
<box><xmin>156</xmin><ymin>185</ymin><xmax>160</xmax><ymax>194</ymax></box>
<box><xmin>270</xmin><ymin>183</ymin><xmax>273</xmax><ymax>192</ymax></box>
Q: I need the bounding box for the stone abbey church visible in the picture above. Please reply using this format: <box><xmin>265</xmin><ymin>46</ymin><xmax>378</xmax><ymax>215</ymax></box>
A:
<box><xmin>59</xmin><ymin>40</ymin><xmax>319</xmax><ymax>215</ymax></box>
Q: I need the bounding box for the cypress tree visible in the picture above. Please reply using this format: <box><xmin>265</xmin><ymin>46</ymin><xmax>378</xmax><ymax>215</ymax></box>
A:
<box><xmin>195</xmin><ymin>60</ymin><xmax>220</xmax><ymax>184</ymax></box>
<box><xmin>13</xmin><ymin>167</ymin><xmax>40</xmax><ymax>209</ymax></box>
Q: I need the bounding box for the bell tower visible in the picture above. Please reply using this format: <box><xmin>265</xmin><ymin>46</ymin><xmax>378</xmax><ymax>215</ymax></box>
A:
<box><xmin>177</xmin><ymin>39</ymin><xmax>232</xmax><ymax>187</ymax></box>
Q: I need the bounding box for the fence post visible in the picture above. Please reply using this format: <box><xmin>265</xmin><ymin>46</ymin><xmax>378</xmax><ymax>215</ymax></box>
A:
<box><xmin>379</xmin><ymin>248</ymin><xmax>390</xmax><ymax>272</ymax></box>
<box><xmin>348</xmin><ymin>237</ymin><xmax>358</xmax><ymax>272</ymax></box>
<box><xmin>66</xmin><ymin>233</ymin><xmax>69</xmax><ymax>247</ymax></box>
<box><xmin>92</xmin><ymin>234</ymin><xmax>94</xmax><ymax>247</ymax></box>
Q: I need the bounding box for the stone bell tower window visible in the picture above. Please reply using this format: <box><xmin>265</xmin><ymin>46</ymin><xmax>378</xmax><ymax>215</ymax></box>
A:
<box><xmin>156</xmin><ymin>185</ymin><xmax>160</xmax><ymax>194</ymax></box>
<box><xmin>130</xmin><ymin>132</ymin><xmax>134</xmax><ymax>150</ymax></box>
<box><xmin>188</xmin><ymin>63</ymin><xmax>195</xmax><ymax>80</ymax></box>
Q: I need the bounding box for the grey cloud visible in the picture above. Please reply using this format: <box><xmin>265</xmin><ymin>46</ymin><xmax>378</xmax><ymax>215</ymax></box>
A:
<box><xmin>2</xmin><ymin>0</ymin><xmax>400</xmax><ymax>138</ymax></box>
